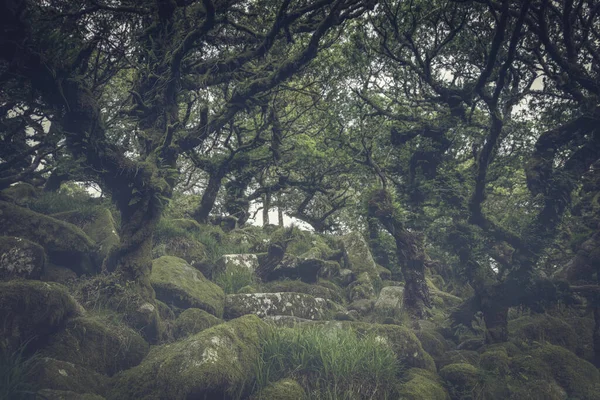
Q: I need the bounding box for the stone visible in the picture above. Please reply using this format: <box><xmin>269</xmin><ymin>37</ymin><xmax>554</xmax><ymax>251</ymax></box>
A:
<box><xmin>0</xmin><ymin>280</ymin><xmax>82</xmax><ymax>352</ymax></box>
<box><xmin>317</xmin><ymin>260</ymin><xmax>341</xmax><ymax>279</ymax></box>
<box><xmin>374</xmin><ymin>285</ymin><xmax>404</xmax><ymax>314</ymax></box>
<box><xmin>396</xmin><ymin>368</ymin><xmax>450</xmax><ymax>400</ymax></box>
<box><xmin>347</xmin><ymin>272</ymin><xmax>375</xmax><ymax>301</ymax></box>
<box><xmin>215</xmin><ymin>253</ymin><xmax>259</xmax><ymax>276</ymax></box>
<box><xmin>42</xmin><ymin>316</ymin><xmax>149</xmax><ymax>376</ymax></box>
<box><xmin>30</xmin><ymin>358</ymin><xmax>109</xmax><ymax>395</ymax></box>
<box><xmin>266</xmin><ymin>254</ymin><xmax>326</xmax><ymax>283</ymax></box>
<box><xmin>262</xmin><ymin>279</ymin><xmax>344</xmax><ymax>303</ymax></box>
<box><xmin>0</xmin><ymin>201</ymin><xmax>96</xmax><ymax>275</ymax></box>
<box><xmin>340</xmin><ymin>232</ymin><xmax>380</xmax><ymax>281</ymax></box>
<box><xmin>336</xmin><ymin>268</ymin><xmax>355</xmax><ymax>286</ymax></box>
<box><xmin>109</xmin><ymin>315</ymin><xmax>267</xmax><ymax>400</ymax></box>
<box><xmin>250</xmin><ymin>379</ymin><xmax>306</xmax><ymax>400</ymax></box>
<box><xmin>224</xmin><ymin>292</ymin><xmax>332</xmax><ymax>320</ymax></box>
<box><xmin>0</xmin><ymin>236</ymin><xmax>46</xmax><ymax>280</ymax></box>
<box><xmin>37</xmin><ymin>390</ymin><xmax>106</xmax><ymax>400</ymax></box>
<box><xmin>151</xmin><ymin>256</ymin><xmax>225</xmax><ymax>317</ymax></box>
<box><xmin>172</xmin><ymin>308</ymin><xmax>223</xmax><ymax>340</ymax></box>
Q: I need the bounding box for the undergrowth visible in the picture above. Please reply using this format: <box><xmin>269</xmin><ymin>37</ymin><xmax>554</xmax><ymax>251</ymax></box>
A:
<box><xmin>214</xmin><ymin>264</ymin><xmax>257</xmax><ymax>294</ymax></box>
<box><xmin>254</xmin><ymin>325</ymin><xmax>401</xmax><ymax>399</ymax></box>
<box><xmin>0</xmin><ymin>342</ymin><xmax>39</xmax><ymax>400</ymax></box>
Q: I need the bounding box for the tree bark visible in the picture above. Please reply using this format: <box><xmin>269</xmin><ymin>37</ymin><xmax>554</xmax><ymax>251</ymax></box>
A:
<box><xmin>263</xmin><ymin>192</ymin><xmax>271</xmax><ymax>226</ymax></box>
<box><xmin>193</xmin><ymin>171</ymin><xmax>224</xmax><ymax>224</ymax></box>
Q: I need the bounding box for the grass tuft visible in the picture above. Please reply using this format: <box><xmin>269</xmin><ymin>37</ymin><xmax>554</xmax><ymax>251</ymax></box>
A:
<box><xmin>0</xmin><ymin>341</ymin><xmax>39</xmax><ymax>400</ymax></box>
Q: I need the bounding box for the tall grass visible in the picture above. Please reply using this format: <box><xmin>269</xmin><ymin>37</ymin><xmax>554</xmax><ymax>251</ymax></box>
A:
<box><xmin>214</xmin><ymin>264</ymin><xmax>257</xmax><ymax>294</ymax></box>
<box><xmin>0</xmin><ymin>343</ymin><xmax>39</xmax><ymax>400</ymax></box>
<box><xmin>254</xmin><ymin>325</ymin><xmax>401</xmax><ymax>400</ymax></box>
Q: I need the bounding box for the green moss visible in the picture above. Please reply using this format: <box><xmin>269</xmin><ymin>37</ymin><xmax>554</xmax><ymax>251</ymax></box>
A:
<box><xmin>479</xmin><ymin>349</ymin><xmax>510</xmax><ymax>376</ymax></box>
<box><xmin>225</xmin><ymin>292</ymin><xmax>333</xmax><ymax>320</ymax></box>
<box><xmin>508</xmin><ymin>380</ymin><xmax>567</xmax><ymax>400</ymax></box>
<box><xmin>508</xmin><ymin>314</ymin><xmax>579</xmax><ymax>353</ymax></box>
<box><xmin>397</xmin><ymin>368</ymin><xmax>450</xmax><ymax>400</ymax></box>
<box><xmin>270</xmin><ymin>227</ymin><xmax>332</xmax><ymax>257</ymax></box>
<box><xmin>172</xmin><ymin>308</ymin><xmax>223</xmax><ymax>340</ymax></box>
<box><xmin>0</xmin><ymin>183</ymin><xmax>38</xmax><ymax>204</ymax></box>
<box><xmin>0</xmin><ymin>201</ymin><xmax>96</xmax><ymax>274</ymax></box>
<box><xmin>109</xmin><ymin>315</ymin><xmax>268</xmax><ymax>400</ymax></box>
<box><xmin>347</xmin><ymin>272</ymin><xmax>376</xmax><ymax>302</ymax></box>
<box><xmin>0</xmin><ymin>236</ymin><xmax>46</xmax><ymax>280</ymax></box>
<box><xmin>416</xmin><ymin>330</ymin><xmax>450</xmax><ymax>361</ymax></box>
<box><xmin>439</xmin><ymin>350</ymin><xmax>480</xmax><ymax>369</ymax></box>
<box><xmin>30</xmin><ymin>358</ymin><xmax>109</xmax><ymax>395</ymax></box>
<box><xmin>41</xmin><ymin>316</ymin><xmax>149</xmax><ymax>376</ymax></box>
<box><xmin>0</xmin><ymin>280</ymin><xmax>81</xmax><ymax>353</ymax></box>
<box><xmin>439</xmin><ymin>363</ymin><xmax>482</xmax><ymax>400</ymax></box>
<box><xmin>251</xmin><ymin>378</ymin><xmax>306</xmax><ymax>400</ymax></box>
<box><xmin>151</xmin><ymin>256</ymin><xmax>225</xmax><ymax>317</ymax></box>
<box><xmin>526</xmin><ymin>343</ymin><xmax>600</xmax><ymax>400</ymax></box>
<box><xmin>340</xmin><ymin>232</ymin><xmax>380</xmax><ymax>280</ymax></box>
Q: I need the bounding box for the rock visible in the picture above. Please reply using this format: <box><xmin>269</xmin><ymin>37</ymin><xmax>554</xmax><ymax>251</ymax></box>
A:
<box><xmin>215</xmin><ymin>254</ymin><xmax>259</xmax><ymax>277</ymax></box>
<box><xmin>347</xmin><ymin>272</ymin><xmax>375</xmax><ymax>301</ymax></box>
<box><xmin>172</xmin><ymin>308</ymin><xmax>223</xmax><ymax>340</ymax></box>
<box><xmin>0</xmin><ymin>182</ymin><xmax>38</xmax><ymax>205</ymax></box>
<box><xmin>109</xmin><ymin>315</ymin><xmax>267</xmax><ymax>400</ymax></box>
<box><xmin>347</xmin><ymin>299</ymin><xmax>375</xmax><ymax>316</ymax></box>
<box><xmin>0</xmin><ymin>201</ymin><xmax>96</xmax><ymax>275</ymax></box>
<box><xmin>161</xmin><ymin>236</ymin><xmax>206</xmax><ymax>270</ymax></box>
<box><xmin>336</xmin><ymin>268</ymin><xmax>355</xmax><ymax>286</ymax></box>
<box><xmin>510</xmin><ymin>380</ymin><xmax>568</xmax><ymax>400</ymax></box>
<box><xmin>151</xmin><ymin>256</ymin><xmax>225</xmax><ymax>317</ymax></box>
<box><xmin>224</xmin><ymin>292</ymin><xmax>332</xmax><ymax>320</ymax></box>
<box><xmin>430</xmin><ymin>290</ymin><xmax>463</xmax><ymax>308</ymax></box>
<box><xmin>317</xmin><ymin>260</ymin><xmax>341</xmax><ymax>279</ymax></box>
<box><xmin>43</xmin><ymin>264</ymin><xmax>78</xmax><ymax>284</ymax></box>
<box><xmin>0</xmin><ymin>280</ymin><xmax>82</xmax><ymax>352</ymax></box>
<box><xmin>37</xmin><ymin>390</ymin><xmax>106</xmax><ymax>400</ymax></box>
<box><xmin>509</xmin><ymin>314</ymin><xmax>579</xmax><ymax>353</ymax></box>
<box><xmin>0</xmin><ymin>236</ymin><xmax>46</xmax><ymax>280</ymax></box>
<box><xmin>374</xmin><ymin>285</ymin><xmax>404</xmax><ymax>314</ymax></box>
<box><xmin>396</xmin><ymin>368</ymin><xmax>450</xmax><ymax>400</ymax></box>
<box><xmin>251</xmin><ymin>378</ymin><xmax>306</xmax><ymax>400</ymax></box>
<box><xmin>266</xmin><ymin>254</ymin><xmax>326</xmax><ymax>283</ymax></box>
<box><xmin>438</xmin><ymin>350</ymin><xmax>480</xmax><ymax>369</ymax></box>
<box><xmin>319</xmin><ymin>321</ymin><xmax>436</xmax><ymax>372</ymax></box>
<box><xmin>340</xmin><ymin>232</ymin><xmax>380</xmax><ymax>281</ymax></box>
<box><xmin>457</xmin><ymin>338</ymin><xmax>485</xmax><ymax>351</ymax></box>
<box><xmin>263</xmin><ymin>315</ymin><xmax>316</xmax><ymax>327</ymax></box>
<box><xmin>52</xmin><ymin>208</ymin><xmax>119</xmax><ymax>267</ymax></box>
<box><xmin>479</xmin><ymin>348</ymin><xmax>510</xmax><ymax>376</ymax></box>
<box><xmin>377</xmin><ymin>265</ymin><xmax>392</xmax><ymax>280</ymax></box>
<box><xmin>262</xmin><ymin>279</ymin><xmax>344</xmax><ymax>303</ymax></box>
<box><xmin>30</xmin><ymin>358</ymin><xmax>109</xmax><ymax>395</ymax></box>
<box><xmin>415</xmin><ymin>330</ymin><xmax>451</xmax><ymax>362</ymax></box>
<box><xmin>42</xmin><ymin>316</ymin><xmax>149</xmax><ymax>376</ymax></box>
<box><xmin>439</xmin><ymin>363</ymin><xmax>482</xmax><ymax>399</ymax></box>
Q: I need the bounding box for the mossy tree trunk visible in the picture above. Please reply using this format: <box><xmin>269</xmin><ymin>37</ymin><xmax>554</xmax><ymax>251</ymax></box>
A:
<box><xmin>367</xmin><ymin>189</ymin><xmax>431</xmax><ymax>318</ymax></box>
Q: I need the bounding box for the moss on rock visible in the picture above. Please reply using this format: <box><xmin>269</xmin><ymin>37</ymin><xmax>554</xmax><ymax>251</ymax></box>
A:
<box><xmin>37</xmin><ymin>389</ymin><xmax>106</xmax><ymax>400</ymax></box>
<box><xmin>0</xmin><ymin>201</ymin><xmax>96</xmax><ymax>274</ymax></box>
<box><xmin>439</xmin><ymin>363</ymin><xmax>482</xmax><ymax>400</ymax></box>
<box><xmin>225</xmin><ymin>292</ymin><xmax>333</xmax><ymax>320</ymax></box>
<box><xmin>347</xmin><ymin>272</ymin><xmax>376</xmax><ymax>302</ymax></box>
<box><xmin>251</xmin><ymin>378</ymin><xmax>306</xmax><ymax>400</ymax></box>
<box><xmin>109</xmin><ymin>315</ymin><xmax>267</xmax><ymax>400</ymax></box>
<box><xmin>0</xmin><ymin>280</ymin><xmax>82</xmax><ymax>352</ymax></box>
<box><xmin>509</xmin><ymin>314</ymin><xmax>579</xmax><ymax>353</ymax></box>
<box><xmin>479</xmin><ymin>348</ymin><xmax>510</xmax><ymax>376</ymax></box>
<box><xmin>0</xmin><ymin>236</ymin><xmax>46</xmax><ymax>280</ymax></box>
<box><xmin>30</xmin><ymin>358</ymin><xmax>109</xmax><ymax>395</ymax></box>
<box><xmin>397</xmin><ymin>368</ymin><xmax>450</xmax><ymax>400</ymax></box>
<box><xmin>151</xmin><ymin>256</ymin><xmax>225</xmax><ymax>317</ymax></box>
<box><xmin>173</xmin><ymin>308</ymin><xmax>223</xmax><ymax>340</ymax></box>
<box><xmin>41</xmin><ymin>316</ymin><xmax>149</xmax><ymax>376</ymax></box>
<box><xmin>262</xmin><ymin>279</ymin><xmax>344</xmax><ymax>303</ymax></box>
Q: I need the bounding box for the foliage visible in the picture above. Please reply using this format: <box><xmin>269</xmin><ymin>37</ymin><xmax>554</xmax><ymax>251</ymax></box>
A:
<box><xmin>214</xmin><ymin>263</ymin><xmax>257</xmax><ymax>295</ymax></box>
<box><xmin>0</xmin><ymin>341</ymin><xmax>39</xmax><ymax>400</ymax></box>
<box><xmin>254</xmin><ymin>325</ymin><xmax>401</xmax><ymax>400</ymax></box>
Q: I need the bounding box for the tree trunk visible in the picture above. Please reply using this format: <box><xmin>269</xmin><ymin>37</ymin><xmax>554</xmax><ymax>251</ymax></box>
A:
<box><xmin>482</xmin><ymin>306</ymin><xmax>508</xmax><ymax>343</ymax></box>
<box><xmin>193</xmin><ymin>171</ymin><xmax>223</xmax><ymax>224</ymax></box>
<box><xmin>278</xmin><ymin>199</ymin><xmax>284</xmax><ymax>227</ymax></box>
<box><xmin>262</xmin><ymin>192</ymin><xmax>271</xmax><ymax>226</ymax></box>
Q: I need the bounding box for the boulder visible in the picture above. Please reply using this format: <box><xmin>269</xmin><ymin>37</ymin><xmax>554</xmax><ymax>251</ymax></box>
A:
<box><xmin>509</xmin><ymin>314</ymin><xmax>579</xmax><ymax>354</ymax></box>
<box><xmin>415</xmin><ymin>329</ymin><xmax>451</xmax><ymax>362</ymax></box>
<box><xmin>224</xmin><ymin>292</ymin><xmax>332</xmax><ymax>320</ymax></box>
<box><xmin>250</xmin><ymin>379</ymin><xmax>306</xmax><ymax>400</ymax></box>
<box><xmin>317</xmin><ymin>260</ymin><xmax>341</xmax><ymax>279</ymax></box>
<box><xmin>215</xmin><ymin>254</ymin><xmax>259</xmax><ymax>277</ymax></box>
<box><xmin>374</xmin><ymin>285</ymin><xmax>404</xmax><ymax>314</ymax></box>
<box><xmin>42</xmin><ymin>316</ymin><xmax>149</xmax><ymax>376</ymax></box>
<box><xmin>52</xmin><ymin>208</ymin><xmax>119</xmax><ymax>267</ymax></box>
<box><xmin>396</xmin><ymin>368</ymin><xmax>450</xmax><ymax>400</ymax></box>
<box><xmin>340</xmin><ymin>232</ymin><xmax>380</xmax><ymax>281</ymax></box>
<box><xmin>37</xmin><ymin>390</ymin><xmax>106</xmax><ymax>400</ymax></box>
<box><xmin>262</xmin><ymin>279</ymin><xmax>345</xmax><ymax>303</ymax></box>
<box><xmin>172</xmin><ymin>308</ymin><xmax>223</xmax><ymax>340</ymax></box>
<box><xmin>0</xmin><ymin>280</ymin><xmax>82</xmax><ymax>352</ymax></box>
<box><xmin>439</xmin><ymin>363</ymin><xmax>482</xmax><ymax>400</ymax></box>
<box><xmin>109</xmin><ymin>315</ymin><xmax>267</xmax><ymax>400</ymax></box>
<box><xmin>151</xmin><ymin>256</ymin><xmax>225</xmax><ymax>317</ymax></box>
<box><xmin>377</xmin><ymin>265</ymin><xmax>392</xmax><ymax>280</ymax></box>
<box><xmin>347</xmin><ymin>272</ymin><xmax>375</xmax><ymax>301</ymax></box>
<box><xmin>0</xmin><ymin>236</ymin><xmax>46</xmax><ymax>280</ymax></box>
<box><xmin>336</xmin><ymin>268</ymin><xmax>355</xmax><ymax>286</ymax></box>
<box><xmin>266</xmin><ymin>254</ymin><xmax>326</xmax><ymax>283</ymax></box>
<box><xmin>161</xmin><ymin>236</ymin><xmax>206</xmax><ymax>270</ymax></box>
<box><xmin>438</xmin><ymin>350</ymin><xmax>480</xmax><ymax>369</ymax></box>
<box><xmin>30</xmin><ymin>358</ymin><xmax>109</xmax><ymax>395</ymax></box>
<box><xmin>0</xmin><ymin>201</ymin><xmax>96</xmax><ymax>274</ymax></box>
<box><xmin>347</xmin><ymin>299</ymin><xmax>375</xmax><ymax>316</ymax></box>
<box><xmin>43</xmin><ymin>264</ymin><xmax>78</xmax><ymax>284</ymax></box>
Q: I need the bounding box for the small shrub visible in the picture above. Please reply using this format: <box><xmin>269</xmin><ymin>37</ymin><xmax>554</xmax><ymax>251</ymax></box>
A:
<box><xmin>254</xmin><ymin>325</ymin><xmax>400</xmax><ymax>399</ymax></box>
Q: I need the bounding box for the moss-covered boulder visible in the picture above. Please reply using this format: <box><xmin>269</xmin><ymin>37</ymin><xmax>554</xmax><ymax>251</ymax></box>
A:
<box><xmin>110</xmin><ymin>315</ymin><xmax>267</xmax><ymax>400</ymax></box>
<box><xmin>317</xmin><ymin>260</ymin><xmax>341</xmax><ymax>279</ymax></box>
<box><xmin>519</xmin><ymin>343</ymin><xmax>600</xmax><ymax>400</ymax></box>
<box><xmin>30</xmin><ymin>358</ymin><xmax>109</xmax><ymax>395</ymax></box>
<box><xmin>336</xmin><ymin>268</ymin><xmax>355</xmax><ymax>286</ymax></box>
<box><xmin>172</xmin><ymin>308</ymin><xmax>223</xmax><ymax>340</ymax></box>
<box><xmin>52</xmin><ymin>208</ymin><xmax>119</xmax><ymax>267</ymax></box>
<box><xmin>262</xmin><ymin>279</ymin><xmax>345</xmax><ymax>303</ymax></box>
<box><xmin>438</xmin><ymin>350</ymin><xmax>480</xmax><ymax>369</ymax></box>
<box><xmin>43</xmin><ymin>264</ymin><xmax>78</xmax><ymax>284</ymax></box>
<box><xmin>415</xmin><ymin>329</ymin><xmax>451</xmax><ymax>362</ymax></box>
<box><xmin>41</xmin><ymin>316</ymin><xmax>149</xmax><ymax>376</ymax></box>
<box><xmin>509</xmin><ymin>314</ymin><xmax>579</xmax><ymax>353</ymax></box>
<box><xmin>509</xmin><ymin>380</ymin><xmax>568</xmax><ymax>400</ymax></box>
<box><xmin>266</xmin><ymin>254</ymin><xmax>327</xmax><ymax>283</ymax></box>
<box><xmin>225</xmin><ymin>292</ymin><xmax>333</xmax><ymax>320</ymax></box>
<box><xmin>0</xmin><ymin>280</ymin><xmax>82</xmax><ymax>352</ymax></box>
<box><xmin>0</xmin><ymin>182</ymin><xmax>38</xmax><ymax>205</ymax></box>
<box><xmin>215</xmin><ymin>254</ymin><xmax>259</xmax><ymax>277</ymax></box>
<box><xmin>37</xmin><ymin>390</ymin><xmax>106</xmax><ymax>400</ymax></box>
<box><xmin>340</xmin><ymin>232</ymin><xmax>381</xmax><ymax>282</ymax></box>
<box><xmin>347</xmin><ymin>272</ymin><xmax>376</xmax><ymax>302</ymax></box>
<box><xmin>251</xmin><ymin>378</ymin><xmax>306</xmax><ymax>400</ymax></box>
<box><xmin>396</xmin><ymin>368</ymin><xmax>450</xmax><ymax>400</ymax></box>
<box><xmin>479</xmin><ymin>348</ymin><xmax>510</xmax><ymax>376</ymax></box>
<box><xmin>320</xmin><ymin>321</ymin><xmax>436</xmax><ymax>372</ymax></box>
<box><xmin>0</xmin><ymin>201</ymin><xmax>96</xmax><ymax>274</ymax></box>
<box><xmin>374</xmin><ymin>285</ymin><xmax>404</xmax><ymax>314</ymax></box>
<box><xmin>439</xmin><ymin>363</ymin><xmax>482</xmax><ymax>400</ymax></box>
<box><xmin>0</xmin><ymin>236</ymin><xmax>46</xmax><ymax>280</ymax></box>
<box><xmin>151</xmin><ymin>256</ymin><xmax>225</xmax><ymax>317</ymax></box>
